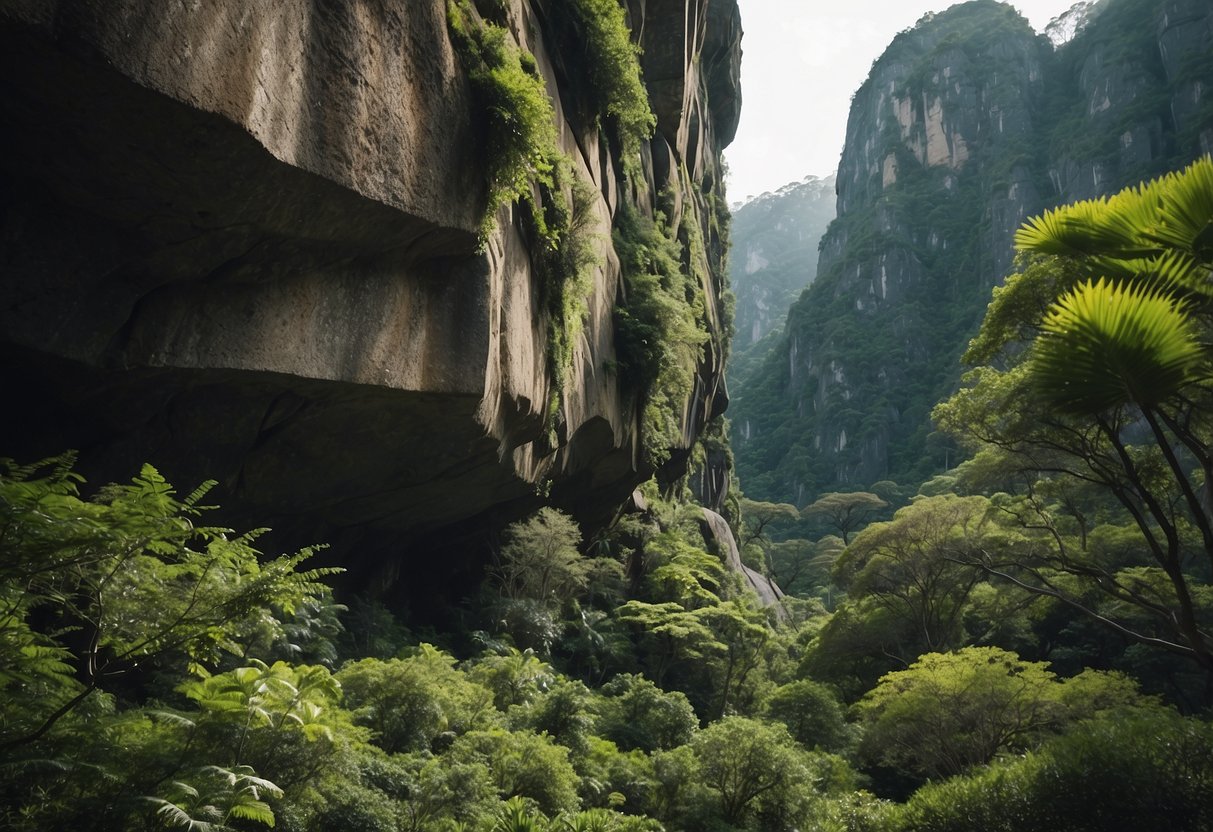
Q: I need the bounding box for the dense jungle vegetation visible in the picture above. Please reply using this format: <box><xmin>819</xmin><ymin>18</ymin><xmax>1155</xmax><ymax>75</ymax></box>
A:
<box><xmin>5</xmin><ymin>158</ymin><xmax>1213</xmax><ymax>830</ymax></box>
<box><xmin>4</xmin><ymin>0</ymin><xmax>1213</xmax><ymax>830</ymax></box>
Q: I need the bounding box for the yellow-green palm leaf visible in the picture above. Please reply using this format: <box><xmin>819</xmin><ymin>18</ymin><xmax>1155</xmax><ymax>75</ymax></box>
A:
<box><xmin>1032</xmin><ymin>277</ymin><xmax>1204</xmax><ymax>413</ymax></box>
<box><xmin>1088</xmin><ymin>249</ymin><xmax>1210</xmax><ymax>299</ymax></box>
<box><xmin>1148</xmin><ymin>155</ymin><xmax>1213</xmax><ymax>258</ymax></box>
<box><xmin>1016</xmin><ymin>156</ymin><xmax>1213</xmax><ymax>267</ymax></box>
<box><xmin>1015</xmin><ymin>197</ymin><xmax>1161</xmax><ymax>260</ymax></box>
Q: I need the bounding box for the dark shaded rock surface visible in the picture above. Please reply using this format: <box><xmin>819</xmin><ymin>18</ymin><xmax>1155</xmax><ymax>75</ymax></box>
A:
<box><xmin>0</xmin><ymin>0</ymin><xmax>741</xmax><ymax>610</ymax></box>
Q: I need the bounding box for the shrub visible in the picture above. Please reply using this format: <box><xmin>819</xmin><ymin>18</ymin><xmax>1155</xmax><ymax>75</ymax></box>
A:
<box><xmin>764</xmin><ymin>678</ymin><xmax>853</xmax><ymax>753</ymax></box>
<box><xmin>893</xmin><ymin>711</ymin><xmax>1213</xmax><ymax>832</ymax></box>
<box><xmin>448</xmin><ymin>728</ymin><xmax>582</xmax><ymax>815</ymax></box>
<box><xmin>337</xmin><ymin>646</ymin><xmax>496</xmax><ymax>753</ymax></box>
<box><xmin>447</xmin><ymin>0</ymin><xmax>561</xmax><ymax>241</ymax></box>
<box><xmin>595</xmin><ymin>673</ymin><xmax>699</xmax><ymax>752</ymax></box>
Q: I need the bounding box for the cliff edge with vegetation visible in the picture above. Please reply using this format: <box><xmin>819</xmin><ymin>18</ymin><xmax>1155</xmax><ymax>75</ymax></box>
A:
<box><xmin>0</xmin><ymin>0</ymin><xmax>740</xmax><ymax>597</ymax></box>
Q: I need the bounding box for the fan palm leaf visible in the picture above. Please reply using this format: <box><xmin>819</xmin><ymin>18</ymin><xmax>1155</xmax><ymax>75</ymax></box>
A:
<box><xmin>1149</xmin><ymin>155</ymin><xmax>1213</xmax><ymax>257</ymax></box>
<box><xmin>1086</xmin><ymin>250</ymin><xmax>1210</xmax><ymax>300</ymax></box>
<box><xmin>1018</xmin><ymin>157</ymin><xmax>1213</xmax><ymax>269</ymax></box>
<box><xmin>1015</xmin><ymin>198</ymin><xmax>1161</xmax><ymax>260</ymax></box>
<box><xmin>1032</xmin><ymin>278</ymin><xmax>1204</xmax><ymax>414</ymax></box>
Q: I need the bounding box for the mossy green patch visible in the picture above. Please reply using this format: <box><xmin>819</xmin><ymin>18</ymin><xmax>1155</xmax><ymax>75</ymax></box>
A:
<box><xmin>613</xmin><ymin>203</ymin><xmax>710</xmax><ymax>464</ymax></box>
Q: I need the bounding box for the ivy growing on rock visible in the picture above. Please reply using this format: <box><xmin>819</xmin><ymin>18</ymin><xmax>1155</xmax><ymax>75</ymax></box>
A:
<box><xmin>555</xmin><ymin>0</ymin><xmax>656</xmax><ymax>174</ymax></box>
<box><xmin>446</xmin><ymin>0</ymin><xmax>563</xmax><ymax>244</ymax></box>
<box><xmin>447</xmin><ymin>0</ymin><xmax>603</xmax><ymax>402</ymax></box>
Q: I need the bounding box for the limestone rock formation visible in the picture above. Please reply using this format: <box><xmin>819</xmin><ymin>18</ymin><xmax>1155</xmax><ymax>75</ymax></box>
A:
<box><xmin>731</xmin><ymin>0</ymin><xmax>1213</xmax><ymax>506</ymax></box>
<box><xmin>0</xmin><ymin>0</ymin><xmax>740</xmax><ymax>604</ymax></box>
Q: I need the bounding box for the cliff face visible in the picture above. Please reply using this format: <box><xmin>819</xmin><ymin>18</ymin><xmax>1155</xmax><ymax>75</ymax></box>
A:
<box><xmin>731</xmin><ymin>0</ymin><xmax>1213</xmax><ymax>505</ymax></box>
<box><xmin>0</xmin><ymin>0</ymin><xmax>740</xmax><ymax>601</ymax></box>
<box><xmin>726</xmin><ymin>174</ymin><xmax>836</xmax><ymax>389</ymax></box>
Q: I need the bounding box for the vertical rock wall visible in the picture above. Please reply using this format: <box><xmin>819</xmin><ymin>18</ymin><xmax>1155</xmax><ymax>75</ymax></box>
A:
<box><xmin>0</xmin><ymin>0</ymin><xmax>740</xmax><ymax>601</ymax></box>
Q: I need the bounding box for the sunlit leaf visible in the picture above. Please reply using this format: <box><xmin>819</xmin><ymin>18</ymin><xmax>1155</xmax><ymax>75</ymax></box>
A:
<box><xmin>1032</xmin><ymin>277</ymin><xmax>1204</xmax><ymax>413</ymax></box>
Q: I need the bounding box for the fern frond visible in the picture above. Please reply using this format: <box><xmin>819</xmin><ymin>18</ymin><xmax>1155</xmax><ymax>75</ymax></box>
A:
<box><xmin>149</xmin><ymin>798</ymin><xmax>209</xmax><ymax>831</ymax></box>
<box><xmin>227</xmin><ymin>799</ymin><xmax>276</xmax><ymax>827</ymax></box>
<box><xmin>146</xmin><ymin>710</ymin><xmax>198</xmax><ymax>730</ymax></box>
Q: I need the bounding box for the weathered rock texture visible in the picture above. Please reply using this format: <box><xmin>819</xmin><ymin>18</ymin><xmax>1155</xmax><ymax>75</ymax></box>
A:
<box><xmin>699</xmin><ymin>508</ymin><xmax>786</xmax><ymax>616</ymax></box>
<box><xmin>732</xmin><ymin>0</ymin><xmax>1213</xmax><ymax>506</ymax></box>
<box><xmin>0</xmin><ymin>0</ymin><xmax>740</xmax><ymax>605</ymax></box>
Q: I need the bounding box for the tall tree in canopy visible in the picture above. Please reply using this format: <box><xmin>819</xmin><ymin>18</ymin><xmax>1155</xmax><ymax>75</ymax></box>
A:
<box><xmin>935</xmin><ymin>157</ymin><xmax>1213</xmax><ymax>674</ymax></box>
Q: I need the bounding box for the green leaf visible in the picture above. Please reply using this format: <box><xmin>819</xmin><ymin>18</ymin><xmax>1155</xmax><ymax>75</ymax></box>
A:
<box><xmin>1031</xmin><ymin>277</ymin><xmax>1204</xmax><ymax>413</ymax></box>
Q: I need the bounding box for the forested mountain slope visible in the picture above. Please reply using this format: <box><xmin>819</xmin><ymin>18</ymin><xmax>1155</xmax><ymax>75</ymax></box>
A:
<box><xmin>731</xmin><ymin>0</ymin><xmax>1213</xmax><ymax>505</ymax></box>
<box><xmin>726</xmin><ymin>174</ymin><xmax>836</xmax><ymax>390</ymax></box>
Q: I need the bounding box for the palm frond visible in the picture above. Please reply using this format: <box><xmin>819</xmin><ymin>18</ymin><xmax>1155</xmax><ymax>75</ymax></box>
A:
<box><xmin>1148</xmin><ymin>156</ymin><xmax>1213</xmax><ymax>256</ymax></box>
<box><xmin>1144</xmin><ymin>249</ymin><xmax>1211</xmax><ymax>299</ymax></box>
<box><xmin>1032</xmin><ymin>277</ymin><xmax>1204</xmax><ymax>414</ymax></box>
<box><xmin>1015</xmin><ymin>159</ymin><xmax>1213</xmax><ymax>265</ymax></box>
<box><xmin>1015</xmin><ymin>198</ymin><xmax>1161</xmax><ymax>260</ymax></box>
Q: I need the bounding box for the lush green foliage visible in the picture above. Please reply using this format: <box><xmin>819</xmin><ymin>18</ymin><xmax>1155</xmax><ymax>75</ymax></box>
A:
<box><xmin>835</xmin><ymin>711</ymin><xmax>1213</xmax><ymax>832</ymax></box>
<box><xmin>447</xmin><ymin>0</ymin><xmax>562</xmax><ymax>241</ymax></box>
<box><xmin>595</xmin><ymin>673</ymin><xmax>698</xmax><ymax>753</ymax></box>
<box><xmin>337</xmin><ymin>647</ymin><xmax>495</xmax><ymax>753</ymax></box>
<box><xmin>447</xmin><ymin>0</ymin><xmax>601</xmax><ymax>394</ymax></box>
<box><xmin>0</xmin><ymin>457</ymin><xmax>334</xmax><ymax>752</ymax></box>
<box><xmin>763</xmin><ymin>679</ymin><xmax>853</xmax><ymax>753</ymax></box>
<box><xmin>7</xmin><ymin>448</ymin><xmax>1211</xmax><ymax>831</ymax></box>
<box><xmin>855</xmin><ymin>647</ymin><xmax>1150</xmax><ymax>780</ymax></box>
<box><xmin>0</xmin><ymin>459</ymin><xmax>338</xmax><ymax>831</ymax></box>
<box><xmin>803</xmin><ymin>492</ymin><xmax>889</xmax><ymax>544</ymax></box>
<box><xmin>613</xmin><ymin>203</ymin><xmax>711</xmax><ymax>463</ymax></box>
<box><xmin>555</xmin><ymin>0</ymin><xmax>655</xmax><ymax>170</ymax></box>
<box><xmin>833</xmin><ymin>495</ymin><xmax>995</xmax><ymax>652</ymax></box>
<box><xmin>935</xmin><ymin>157</ymin><xmax>1213</xmax><ymax>674</ymax></box>
<box><xmin>1034</xmin><ymin>277</ymin><xmax>1203</xmax><ymax>412</ymax></box>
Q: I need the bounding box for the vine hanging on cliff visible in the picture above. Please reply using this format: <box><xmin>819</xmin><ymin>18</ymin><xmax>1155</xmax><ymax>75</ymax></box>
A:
<box><xmin>446</xmin><ymin>0</ymin><xmax>564</xmax><ymax>243</ymax></box>
<box><xmin>446</xmin><ymin>0</ymin><xmax>602</xmax><ymax>413</ymax></box>
<box><xmin>613</xmin><ymin>201</ymin><xmax>710</xmax><ymax>465</ymax></box>
<box><xmin>554</xmin><ymin>0</ymin><xmax>657</xmax><ymax>175</ymax></box>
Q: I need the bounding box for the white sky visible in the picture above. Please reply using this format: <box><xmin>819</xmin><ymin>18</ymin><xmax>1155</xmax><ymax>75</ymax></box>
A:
<box><xmin>723</xmin><ymin>0</ymin><xmax>1082</xmax><ymax>203</ymax></box>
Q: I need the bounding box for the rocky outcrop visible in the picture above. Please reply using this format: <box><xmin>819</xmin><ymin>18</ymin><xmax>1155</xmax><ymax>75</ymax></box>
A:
<box><xmin>731</xmin><ymin>0</ymin><xmax>1213</xmax><ymax>506</ymax></box>
<box><xmin>0</xmin><ymin>0</ymin><xmax>740</xmax><ymax>605</ymax></box>
<box><xmin>699</xmin><ymin>508</ymin><xmax>785</xmax><ymax>614</ymax></box>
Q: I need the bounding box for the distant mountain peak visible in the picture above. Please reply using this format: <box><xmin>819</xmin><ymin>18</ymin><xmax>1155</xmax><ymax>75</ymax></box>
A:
<box><xmin>1044</xmin><ymin>0</ymin><xmax>1105</xmax><ymax>46</ymax></box>
<box><xmin>731</xmin><ymin>172</ymin><xmax>836</xmax><ymax>213</ymax></box>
